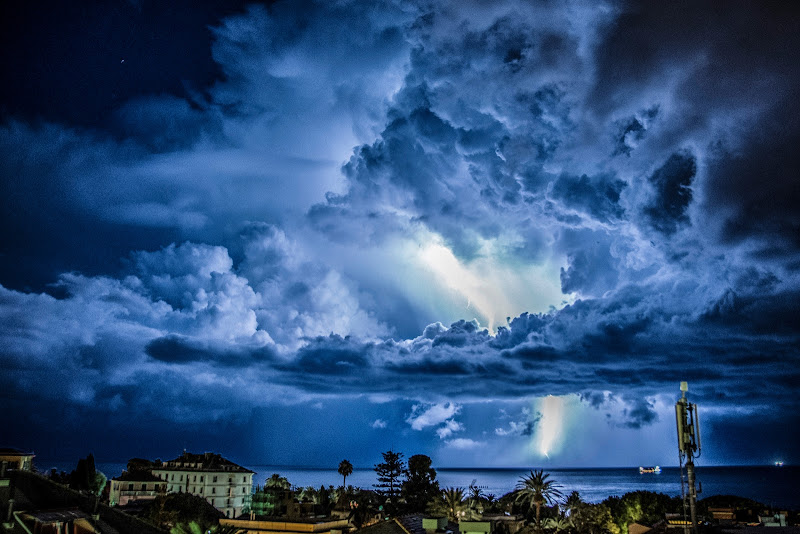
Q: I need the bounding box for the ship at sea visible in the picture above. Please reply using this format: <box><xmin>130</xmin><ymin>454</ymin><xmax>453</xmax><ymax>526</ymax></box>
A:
<box><xmin>639</xmin><ymin>466</ymin><xmax>662</xmax><ymax>474</ymax></box>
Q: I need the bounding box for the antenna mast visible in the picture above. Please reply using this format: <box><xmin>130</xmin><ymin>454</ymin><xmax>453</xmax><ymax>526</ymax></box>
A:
<box><xmin>675</xmin><ymin>381</ymin><xmax>701</xmax><ymax>534</ymax></box>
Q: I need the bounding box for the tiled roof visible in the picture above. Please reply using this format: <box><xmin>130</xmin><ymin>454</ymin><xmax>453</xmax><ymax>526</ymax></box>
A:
<box><xmin>155</xmin><ymin>452</ymin><xmax>254</xmax><ymax>473</ymax></box>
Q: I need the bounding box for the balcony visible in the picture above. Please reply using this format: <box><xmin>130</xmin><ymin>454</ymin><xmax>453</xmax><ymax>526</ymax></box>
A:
<box><xmin>120</xmin><ymin>490</ymin><xmax>160</xmax><ymax>497</ymax></box>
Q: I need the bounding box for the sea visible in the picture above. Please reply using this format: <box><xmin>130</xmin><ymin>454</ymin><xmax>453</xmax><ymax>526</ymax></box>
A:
<box><xmin>38</xmin><ymin>462</ymin><xmax>799</xmax><ymax>511</ymax></box>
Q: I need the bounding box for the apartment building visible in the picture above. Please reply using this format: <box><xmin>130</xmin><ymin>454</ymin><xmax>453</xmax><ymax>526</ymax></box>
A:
<box><xmin>152</xmin><ymin>451</ymin><xmax>254</xmax><ymax>519</ymax></box>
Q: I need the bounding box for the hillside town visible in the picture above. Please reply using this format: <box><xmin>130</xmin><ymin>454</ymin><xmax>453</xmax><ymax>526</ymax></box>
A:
<box><xmin>0</xmin><ymin>448</ymin><xmax>796</xmax><ymax>534</ymax></box>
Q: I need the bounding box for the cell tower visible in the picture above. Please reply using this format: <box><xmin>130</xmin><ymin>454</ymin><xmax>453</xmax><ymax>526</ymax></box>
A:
<box><xmin>675</xmin><ymin>381</ymin><xmax>701</xmax><ymax>534</ymax></box>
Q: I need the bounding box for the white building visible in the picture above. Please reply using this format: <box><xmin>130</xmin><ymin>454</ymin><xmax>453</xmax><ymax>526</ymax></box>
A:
<box><xmin>152</xmin><ymin>451</ymin><xmax>254</xmax><ymax>519</ymax></box>
<box><xmin>109</xmin><ymin>470</ymin><xmax>165</xmax><ymax>506</ymax></box>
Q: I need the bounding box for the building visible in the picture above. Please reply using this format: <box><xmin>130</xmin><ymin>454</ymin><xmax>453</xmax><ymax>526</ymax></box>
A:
<box><xmin>219</xmin><ymin>516</ymin><xmax>351</xmax><ymax>534</ymax></box>
<box><xmin>0</xmin><ymin>447</ymin><xmax>35</xmax><ymax>471</ymax></box>
<box><xmin>152</xmin><ymin>451</ymin><xmax>254</xmax><ymax>519</ymax></box>
<box><xmin>108</xmin><ymin>470</ymin><xmax>165</xmax><ymax>506</ymax></box>
<box><xmin>14</xmin><ymin>509</ymin><xmax>99</xmax><ymax>534</ymax></box>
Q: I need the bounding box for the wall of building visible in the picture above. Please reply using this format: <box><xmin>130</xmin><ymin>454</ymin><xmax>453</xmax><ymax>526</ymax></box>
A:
<box><xmin>153</xmin><ymin>468</ymin><xmax>253</xmax><ymax>518</ymax></box>
<box><xmin>108</xmin><ymin>479</ymin><xmax>163</xmax><ymax>506</ymax></box>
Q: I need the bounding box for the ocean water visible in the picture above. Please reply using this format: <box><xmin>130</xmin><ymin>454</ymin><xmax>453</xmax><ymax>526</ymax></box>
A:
<box><xmin>40</xmin><ymin>462</ymin><xmax>799</xmax><ymax>511</ymax></box>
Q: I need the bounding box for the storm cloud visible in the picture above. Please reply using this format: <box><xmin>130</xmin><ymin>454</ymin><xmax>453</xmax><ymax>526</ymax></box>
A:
<box><xmin>1</xmin><ymin>0</ymin><xmax>799</xmax><ymax>467</ymax></box>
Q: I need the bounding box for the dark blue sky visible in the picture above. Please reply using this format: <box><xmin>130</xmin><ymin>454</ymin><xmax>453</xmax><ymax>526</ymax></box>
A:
<box><xmin>1</xmin><ymin>0</ymin><xmax>799</xmax><ymax>470</ymax></box>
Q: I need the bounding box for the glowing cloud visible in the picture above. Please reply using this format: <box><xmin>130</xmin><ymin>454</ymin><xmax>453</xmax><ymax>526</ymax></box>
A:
<box><xmin>415</xmin><ymin>234</ymin><xmax>565</xmax><ymax>331</ymax></box>
<box><xmin>418</xmin><ymin>241</ymin><xmax>506</xmax><ymax>330</ymax></box>
<box><xmin>535</xmin><ymin>395</ymin><xmax>566</xmax><ymax>458</ymax></box>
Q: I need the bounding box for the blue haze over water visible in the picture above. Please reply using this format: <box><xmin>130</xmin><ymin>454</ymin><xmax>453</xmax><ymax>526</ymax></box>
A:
<box><xmin>43</xmin><ymin>462</ymin><xmax>799</xmax><ymax>510</ymax></box>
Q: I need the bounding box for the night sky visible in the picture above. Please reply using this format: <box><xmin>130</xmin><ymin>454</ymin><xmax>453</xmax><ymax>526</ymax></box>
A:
<box><xmin>1</xmin><ymin>0</ymin><xmax>799</xmax><ymax>469</ymax></box>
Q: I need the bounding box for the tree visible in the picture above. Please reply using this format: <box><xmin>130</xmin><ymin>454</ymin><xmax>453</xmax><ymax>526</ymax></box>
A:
<box><xmin>127</xmin><ymin>457</ymin><xmax>156</xmax><ymax>473</ymax></box>
<box><xmin>565</xmin><ymin>491</ymin><xmax>583</xmax><ymax>517</ymax></box>
<box><xmin>402</xmin><ymin>454</ymin><xmax>440</xmax><ymax>513</ymax></box>
<box><xmin>338</xmin><ymin>460</ymin><xmax>354</xmax><ymax>488</ymax></box>
<box><xmin>143</xmin><ymin>493</ymin><xmax>224</xmax><ymax>532</ymax></box>
<box><xmin>171</xmin><ymin>522</ymin><xmax>244</xmax><ymax>534</ymax></box>
<box><xmin>264</xmin><ymin>474</ymin><xmax>291</xmax><ymax>490</ymax></box>
<box><xmin>373</xmin><ymin>450</ymin><xmax>406</xmax><ymax>512</ymax></box>
<box><xmin>69</xmin><ymin>454</ymin><xmax>95</xmax><ymax>492</ymax></box>
<box><xmin>251</xmin><ymin>474</ymin><xmax>293</xmax><ymax>517</ymax></box>
<box><xmin>570</xmin><ymin>502</ymin><xmax>619</xmax><ymax>534</ymax></box>
<box><xmin>349</xmin><ymin>490</ymin><xmax>380</xmax><ymax>528</ymax></box>
<box><xmin>515</xmin><ymin>470</ymin><xmax>564</xmax><ymax>529</ymax></box>
<box><xmin>602</xmin><ymin>491</ymin><xmax>682</xmax><ymax>534</ymax></box>
<box><xmin>438</xmin><ymin>487</ymin><xmax>467</xmax><ymax>523</ymax></box>
<box><xmin>544</xmin><ymin>516</ymin><xmax>572</xmax><ymax>534</ymax></box>
<box><xmin>468</xmin><ymin>482</ymin><xmax>485</xmax><ymax>514</ymax></box>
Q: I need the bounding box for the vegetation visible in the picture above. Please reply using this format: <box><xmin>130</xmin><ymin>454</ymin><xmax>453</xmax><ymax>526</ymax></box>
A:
<box><xmin>402</xmin><ymin>454</ymin><xmax>440</xmax><ymax>513</ymax></box>
<box><xmin>515</xmin><ymin>469</ymin><xmax>564</xmax><ymax>528</ymax></box>
<box><xmin>142</xmin><ymin>492</ymin><xmax>224</xmax><ymax>532</ymax></box>
<box><xmin>373</xmin><ymin>449</ymin><xmax>406</xmax><ymax>513</ymax></box>
<box><xmin>170</xmin><ymin>522</ymin><xmax>243</xmax><ymax>534</ymax></box>
<box><xmin>433</xmin><ymin>487</ymin><xmax>468</xmax><ymax>523</ymax></box>
<box><xmin>338</xmin><ymin>459</ymin><xmax>354</xmax><ymax>488</ymax></box>
<box><xmin>127</xmin><ymin>457</ymin><xmax>157</xmax><ymax>473</ymax></box>
<box><xmin>249</xmin><ymin>473</ymin><xmax>293</xmax><ymax>517</ymax></box>
<box><xmin>544</xmin><ymin>515</ymin><xmax>572</xmax><ymax>534</ymax></box>
<box><xmin>570</xmin><ymin>502</ymin><xmax>620</xmax><ymax>534</ymax></box>
<box><xmin>603</xmin><ymin>491</ymin><xmax>682</xmax><ymax>534</ymax></box>
<box><xmin>68</xmin><ymin>453</ymin><xmax>107</xmax><ymax>495</ymax></box>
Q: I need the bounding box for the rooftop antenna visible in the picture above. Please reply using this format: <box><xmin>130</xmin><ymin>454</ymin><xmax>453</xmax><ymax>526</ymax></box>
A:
<box><xmin>675</xmin><ymin>381</ymin><xmax>701</xmax><ymax>534</ymax></box>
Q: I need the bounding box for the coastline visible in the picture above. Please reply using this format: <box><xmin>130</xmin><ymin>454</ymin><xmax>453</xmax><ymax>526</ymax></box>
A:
<box><xmin>36</xmin><ymin>461</ymin><xmax>797</xmax><ymax>510</ymax></box>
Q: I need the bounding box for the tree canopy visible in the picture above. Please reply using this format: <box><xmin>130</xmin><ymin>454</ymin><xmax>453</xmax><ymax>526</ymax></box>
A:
<box><xmin>402</xmin><ymin>454</ymin><xmax>440</xmax><ymax>513</ymax></box>
<box><xmin>373</xmin><ymin>450</ymin><xmax>406</xmax><ymax>512</ymax></box>
<box><xmin>514</xmin><ymin>470</ymin><xmax>564</xmax><ymax>526</ymax></box>
<box><xmin>338</xmin><ymin>460</ymin><xmax>354</xmax><ymax>488</ymax></box>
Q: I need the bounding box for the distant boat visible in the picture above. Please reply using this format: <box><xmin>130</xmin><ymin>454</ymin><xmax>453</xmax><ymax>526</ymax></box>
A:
<box><xmin>639</xmin><ymin>466</ymin><xmax>662</xmax><ymax>474</ymax></box>
<box><xmin>774</xmin><ymin>461</ymin><xmax>784</xmax><ymax>467</ymax></box>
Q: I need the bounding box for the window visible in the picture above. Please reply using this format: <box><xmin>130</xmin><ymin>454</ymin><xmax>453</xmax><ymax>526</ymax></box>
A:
<box><xmin>171</xmin><ymin>474</ymin><xmax>174</xmax><ymax>481</ymax></box>
<box><xmin>212</xmin><ymin>488</ymin><xmax>216</xmax><ymax>494</ymax></box>
<box><xmin>243</xmin><ymin>476</ymin><xmax>246</xmax><ymax>482</ymax></box>
<box><xmin>199</xmin><ymin>487</ymin><xmax>203</xmax><ymax>494</ymax></box>
<box><xmin>242</xmin><ymin>487</ymin><xmax>246</xmax><ymax>493</ymax></box>
<box><xmin>200</xmin><ymin>476</ymin><xmax>204</xmax><ymax>482</ymax></box>
<box><xmin>128</xmin><ymin>483</ymin><xmax>134</xmax><ymax>491</ymax></box>
<box><xmin>180</xmin><ymin>475</ymin><xmax>183</xmax><ymax>481</ymax></box>
<box><xmin>193</xmin><ymin>475</ymin><xmax>197</xmax><ymax>482</ymax></box>
<box><xmin>213</xmin><ymin>476</ymin><xmax>217</xmax><ymax>482</ymax></box>
<box><xmin>229</xmin><ymin>477</ymin><xmax>232</xmax><ymax>483</ymax></box>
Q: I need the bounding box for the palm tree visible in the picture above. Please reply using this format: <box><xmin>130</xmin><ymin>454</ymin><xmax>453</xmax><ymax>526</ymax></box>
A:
<box><xmin>515</xmin><ymin>470</ymin><xmax>563</xmax><ymax>529</ymax></box>
<box><xmin>264</xmin><ymin>474</ymin><xmax>291</xmax><ymax>490</ymax></box>
<box><xmin>442</xmin><ymin>487</ymin><xmax>467</xmax><ymax>523</ymax></box>
<box><xmin>467</xmin><ymin>482</ymin><xmax>485</xmax><ymax>518</ymax></box>
<box><xmin>171</xmin><ymin>522</ymin><xmax>244</xmax><ymax>534</ymax></box>
<box><xmin>338</xmin><ymin>459</ymin><xmax>354</xmax><ymax>488</ymax></box>
<box><xmin>564</xmin><ymin>491</ymin><xmax>583</xmax><ymax>517</ymax></box>
<box><xmin>543</xmin><ymin>516</ymin><xmax>571</xmax><ymax>534</ymax></box>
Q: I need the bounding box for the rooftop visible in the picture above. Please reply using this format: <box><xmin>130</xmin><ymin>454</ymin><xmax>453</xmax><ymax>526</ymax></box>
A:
<box><xmin>155</xmin><ymin>451</ymin><xmax>254</xmax><ymax>474</ymax></box>
<box><xmin>0</xmin><ymin>448</ymin><xmax>35</xmax><ymax>457</ymax></box>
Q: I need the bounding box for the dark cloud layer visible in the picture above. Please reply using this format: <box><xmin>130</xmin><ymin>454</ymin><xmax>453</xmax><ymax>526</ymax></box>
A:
<box><xmin>1</xmin><ymin>0</ymin><xmax>799</xmax><ymax>467</ymax></box>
